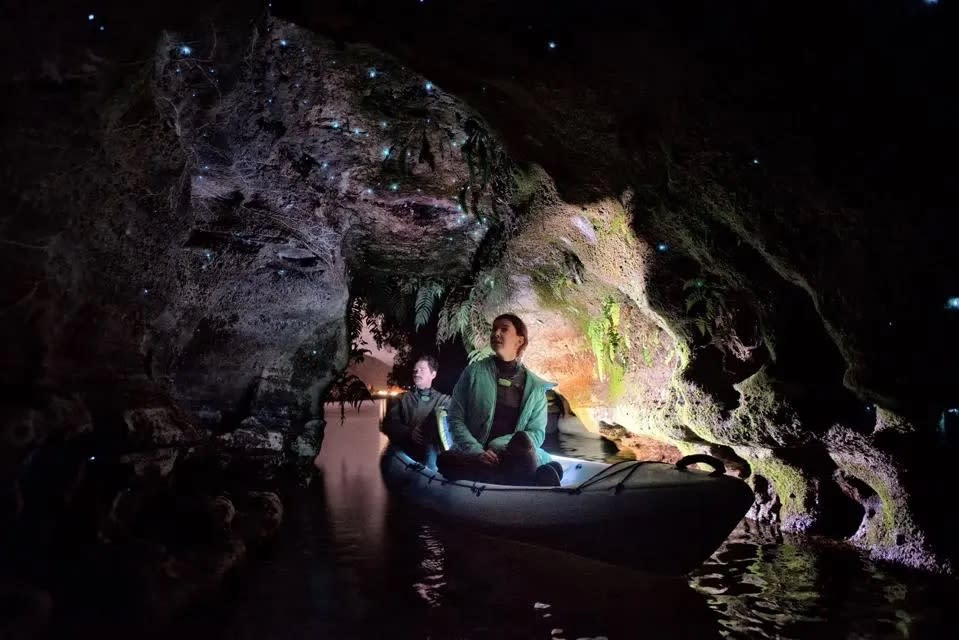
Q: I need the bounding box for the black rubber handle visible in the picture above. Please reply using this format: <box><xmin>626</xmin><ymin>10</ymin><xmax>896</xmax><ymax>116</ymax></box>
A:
<box><xmin>675</xmin><ymin>454</ymin><xmax>726</xmax><ymax>476</ymax></box>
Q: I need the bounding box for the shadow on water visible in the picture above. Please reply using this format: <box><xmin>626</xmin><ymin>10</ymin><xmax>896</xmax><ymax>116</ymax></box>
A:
<box><xmin>173</xmin><ymin>401</ymin><xmax>959</xmax><ymax>639</ymax></box>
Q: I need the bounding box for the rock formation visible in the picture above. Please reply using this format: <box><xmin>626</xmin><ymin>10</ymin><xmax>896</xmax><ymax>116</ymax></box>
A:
<box><xmin>2</xmin><ymin>0</ymin><xmax>957</xmax><ymax>626</ymax></box>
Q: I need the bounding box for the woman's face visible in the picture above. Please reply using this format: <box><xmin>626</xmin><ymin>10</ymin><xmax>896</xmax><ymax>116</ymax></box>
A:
<box><xmin>490</xmin><ymin>317</ymin><xmax>525</xmax><ymax>361</ymax></box>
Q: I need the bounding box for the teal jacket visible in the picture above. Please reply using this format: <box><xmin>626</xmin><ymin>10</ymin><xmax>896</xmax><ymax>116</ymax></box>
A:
<box><xmin>447</xmin><ymin>357</ymin><xmax>552</xmax><ymax>465</ymax></box>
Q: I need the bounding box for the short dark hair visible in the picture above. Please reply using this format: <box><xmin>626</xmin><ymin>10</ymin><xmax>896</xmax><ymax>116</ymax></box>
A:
<box><xmin>492</xmin><ymin>313</ymin><xmax>529</xmax><ymax>357</ymax></box>
<box><xmin>415</xmin><ymin>354</ymin><xmax>439</xmax><ymax>373</ymax></box>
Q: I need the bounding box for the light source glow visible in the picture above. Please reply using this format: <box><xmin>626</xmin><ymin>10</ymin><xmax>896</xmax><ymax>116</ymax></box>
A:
<box><xmin>946</xmin><ymin>297</ymin><xmax>959</xmax><ymax>310</ymax></box>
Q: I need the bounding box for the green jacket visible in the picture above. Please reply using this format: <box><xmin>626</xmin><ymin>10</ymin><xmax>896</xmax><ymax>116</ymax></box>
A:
<box><xmin>447</xmin><ymin>357</ymin><xmax>552</xmax><ymax>465</ymax></box>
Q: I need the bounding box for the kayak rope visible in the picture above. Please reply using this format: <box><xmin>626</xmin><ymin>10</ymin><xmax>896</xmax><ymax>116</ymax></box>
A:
<box><xmin>389</xmin><ymin>447</ymin><xmax>662</xmax><ymax>493</ymax></box>
<box><xmin>562</xmin><ymin>460</ymin><xmax>655</xmax><ymax>495</ymax></box>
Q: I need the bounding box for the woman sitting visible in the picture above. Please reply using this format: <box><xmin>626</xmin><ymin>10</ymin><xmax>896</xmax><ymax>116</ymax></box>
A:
<box><xmin>437</xmin><ymin>313</ymin><xmax>564</xmax><ymax>487</ymax></box>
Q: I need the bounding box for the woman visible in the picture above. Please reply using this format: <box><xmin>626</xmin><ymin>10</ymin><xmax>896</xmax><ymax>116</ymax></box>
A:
<box><xmin>437</xmin><ymin>313</ymin><xmax>564</xmax><ymax>486</ymax></box>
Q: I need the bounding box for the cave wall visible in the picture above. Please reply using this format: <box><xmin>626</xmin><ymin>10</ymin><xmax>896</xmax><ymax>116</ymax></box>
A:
<box><xmin>1</xmin><ymin>6</ymin><xmax>957</xmax><ymax>621</ymax></box>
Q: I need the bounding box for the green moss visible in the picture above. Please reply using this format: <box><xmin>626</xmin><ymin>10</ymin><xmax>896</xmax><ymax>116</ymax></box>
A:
<box><xmin>837</xmin><ymin>462</ymin><xmax>898</xmax><ymax>545</ymax></box>
<box><xmin>586</xmin><ymin>296</ymin><xmax>628</xmax><ymax>386</ymax></box>
<box><xmin>530</xmin><ymin>264</ymin><xmax>574</xmax><ymax>310</ymax></box>
<box><xmin>750</xmin><ymin>456</ymin><xmax>809</xmax><ymax>523</ymax></box>
<box><xmin>608</xmin><ymin>359</ymin><xmax>627</xmax><ymax>402</ymax></box>
<box><xmin>608</xmin><ymin>208</ymin><xmax>631</xmax><ymax>239</ymax></box>
<box><xmin>640</xmin><ymin>327</ymin><xmax>661</xmax><ymax>367</ymax></box>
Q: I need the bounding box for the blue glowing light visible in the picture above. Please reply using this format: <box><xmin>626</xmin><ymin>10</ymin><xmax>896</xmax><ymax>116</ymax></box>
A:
<box><xmin>947</xmin><ymin>297</ymin><xmax>959</xmax><ymax>310</ymax></box>
<box><xmin>277</xmin><ymin>269</ymin><xmax>287</xmax><ymax>276</ymax></box>
<box><xmin>88</xmin><ymin>13</ymin><xmax>95</xmax><ymax>21</ymax></box>
<box><xmin>925</xmin><ymin>0</ymin><xmax>938</xmax><ymax>5</ymax></box>
<box><xmin>381</xmin><ymin>147</ymin><xmax>391</xmax><ymax>157</ymax></box>
<box><xmin>548</xmin><ymin>41</ymin><xmax>557</xmax><ymax>50</ymax></box>
<box><xmin>390</xmin><ymin>183</ymin><xmax>399</xmax><ymax>191</ymax></box>
<box><xmin>752</xmin><ymin>158</ymin><xmax>760</xmax><ymax>165</ymax></box>
<box><xmin>331</xmin><ymin>121</ymin><xmax>340</xmax><ymax>129</ymax></box>
<box><xmin>321</xmin><ymin>162</ymin><xmax>329</xmax><ymax>170</ymax></box>
<box><xmin>365</xmin><ymin>188</ymin><xmax>373</xmax><ymax>194</ymax></box>
<box><xmin>380</xmin><ymin>121</ymin><xmax>388</xmax><ymax>128</ymax></box>
<box><xmin>657</xmin><ymin>243</ymin><xmax>668</xmax><ymax>252</ymax></box>
<box><xmin>142</xmin><ymin>288</ymin><xmax>150</xmax><ymax>295</ymax></box>
<box><xmin>353</xmin><ymin>127</ymin><xmax>361</xmax><ymax>134</ymax></box>
<box><xmin>368</xmin><ymin>68</ymin><xmax>377</xmax><ymax>78</ymax></box>
<box><xmin>425</xmin><ymin>81</ymin><xmax>433</xmax><ymax>91</ymax></box>
<box><xmin>279</xmin><ymin>39</ymin><xmax>288</xmax><ymax>47</ymax></box>
<box><xmin>88</xmin><ymin>455</ymin><xmax>96</xmax><ymax>461</ymax></box>
<box><xmin>179</xmin><ymin>45</ymin><xmax>193</xmax><ymax>56</ymax></box>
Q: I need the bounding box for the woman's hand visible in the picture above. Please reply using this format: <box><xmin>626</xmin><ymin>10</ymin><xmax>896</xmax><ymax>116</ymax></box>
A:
<box><xmin>479</xmin><ymin>449</ymin><xmax>500</xmax><ymax>466</ymax></box>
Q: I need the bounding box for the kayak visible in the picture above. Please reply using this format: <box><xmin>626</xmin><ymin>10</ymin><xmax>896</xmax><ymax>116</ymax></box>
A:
<box><xmin>380</xmin><ymin>443</ymin><xmax>754</xmax><ymax>575</ymax></box>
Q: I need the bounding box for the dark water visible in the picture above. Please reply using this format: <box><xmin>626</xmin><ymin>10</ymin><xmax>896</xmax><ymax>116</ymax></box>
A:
<box><xmin>178</xmin><ymin>402</ymin><xmax>959</xmax><ymax>639</ymax></box>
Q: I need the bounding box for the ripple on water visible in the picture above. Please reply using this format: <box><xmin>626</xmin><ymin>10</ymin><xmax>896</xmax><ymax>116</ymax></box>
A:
<box><xmin>168</xmin><ymin>403</ymin><xmax>959</xmax><ymax>640</ymax></box>
<box><xmin>689</xmin><ymin>520</ymin><xmax>959</xmax><ymax>638</ymax></box>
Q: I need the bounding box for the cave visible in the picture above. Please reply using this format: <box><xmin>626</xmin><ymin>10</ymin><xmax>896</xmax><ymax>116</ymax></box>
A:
<box><xmin>3</xmin><ymin>0</ymin><xmax>959</xmax><ymax>637</ymax></box>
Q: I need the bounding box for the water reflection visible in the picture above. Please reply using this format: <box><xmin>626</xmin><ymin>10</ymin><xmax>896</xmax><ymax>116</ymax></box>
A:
<box><xmin>690</xmin><ymin>521</ymin><xmax>959</xmax><ymax>638</ymax></box>
<box><xmin>173</xmin><ymin>400</ymin><xmax>959</xmax><ymax>639</ymax></box>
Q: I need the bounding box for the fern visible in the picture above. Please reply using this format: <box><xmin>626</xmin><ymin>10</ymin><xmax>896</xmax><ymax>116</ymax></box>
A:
<box><xmin>414</xmin><ymin>280</ymin><xmax>444</xmax><ymax>330</ymax></box>
<box><xmin>683</xmin><ymin>276</ymin><xmax>727</xmax><ymax>338</ymax></box>
<box><xmin>467</xmin><ymin>346</ymin><xmax>494</xmax><ymax>364</ymax></box>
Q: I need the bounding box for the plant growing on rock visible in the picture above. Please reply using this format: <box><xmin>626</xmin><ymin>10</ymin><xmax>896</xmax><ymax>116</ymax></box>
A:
<box><xmin>401</xmin><ymin>278</ymin><xmax>445</xmax><ymax>330</ymax></box>
<box><xmin>683</xmin><ymin>276</ymin><xmax>728</xmax><ymax>338</ymax></box>
<box><xmin>587</xmin><ymin>296</ymin><xmax>630</xmax><ymax>401</ymax></box>
<box><xmin>435</xmin><ymin>266</ymin><xmax>519</xmax><ymax>350</ymax></box>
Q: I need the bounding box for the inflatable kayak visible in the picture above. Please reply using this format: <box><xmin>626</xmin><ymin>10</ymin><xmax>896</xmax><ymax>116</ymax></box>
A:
<box><xmin>380</xmin><ymin>444</ymin><xmax>754</xmax><ymax>575</ymax></box>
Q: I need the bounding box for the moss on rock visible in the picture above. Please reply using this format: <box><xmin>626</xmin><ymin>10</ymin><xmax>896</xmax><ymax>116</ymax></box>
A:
<box><xmin>748</xmin><ymin>453</ymin><xmax>812</xmax><ymax>530</ymax></box>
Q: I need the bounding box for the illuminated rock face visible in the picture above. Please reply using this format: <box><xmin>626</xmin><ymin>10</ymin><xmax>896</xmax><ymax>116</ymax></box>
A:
<box><xmin>2</xmin><ymin>1</ymin><xmax>957</xmax><ymax>585</ymax></box>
